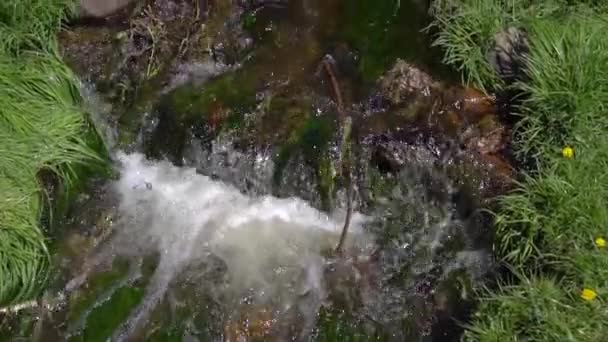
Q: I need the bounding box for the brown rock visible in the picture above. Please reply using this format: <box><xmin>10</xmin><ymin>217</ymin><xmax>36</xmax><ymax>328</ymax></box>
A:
<box><xmin>462</xmin><ymin>115</ymin><xmax>507</xmax><ymax>155</ymax></box>
<box><xmin>223</xmin><ymin>307</ymin><xmax>276</xmax><ymax>341</ymax></box>
<box><xmin>444</xmin><ymin>86</ymin><xmax>496</xmax><ymax>123</ymax></box>
<box><xmin>439</xmin><ymin>111</ymin><xmax>463</xmax><ymax>136</ymax></box>
<box><xmin>378</xmin><ymin>59</ymin><xmax>436</xmax><ymax>106</ymax></box>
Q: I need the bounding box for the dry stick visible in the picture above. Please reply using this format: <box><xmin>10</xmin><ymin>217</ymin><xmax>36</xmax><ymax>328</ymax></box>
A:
<box><xmin>321</xmin><ymin>55</ymin><xmax>353</xmax><ymax>254</ymax></box>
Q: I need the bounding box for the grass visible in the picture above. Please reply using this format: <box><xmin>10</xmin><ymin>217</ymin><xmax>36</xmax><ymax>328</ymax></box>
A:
<box><xmin>432</xmin><ymin>1</ymin><xmax>608</xmax><ymax>341</ymax></box>
<box><xmin>0</xmin><ymin>0</ymin><xmax>104</xmax><ymax>306</ymax></box>
<box><xmin>0</xmin><ymin>0</ymin><xmax>77</xmax><ymax>54</ymax></box>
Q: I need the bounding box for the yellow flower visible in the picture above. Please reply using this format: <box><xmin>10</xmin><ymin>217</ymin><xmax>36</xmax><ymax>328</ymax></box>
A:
<box><xmin>581</xmin><ymin>288</ymin><xmax>598</xmax><ymax>301</ymax></box>
<box><xmin>596</xmin><ymin>237</ymin><xmax>606</xmax><ymax>248</ymax></box>
<box><xmin>562</xmin><ymin>146</ymin><xmax>574</xmax><ymax>159</ymax></box>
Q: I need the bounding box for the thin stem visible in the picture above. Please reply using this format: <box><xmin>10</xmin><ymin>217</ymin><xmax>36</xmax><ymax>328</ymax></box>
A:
<box><xmin>320</xmin><ymin>55</ymin><xmax>353</xmax><ymax>254</ymax></box>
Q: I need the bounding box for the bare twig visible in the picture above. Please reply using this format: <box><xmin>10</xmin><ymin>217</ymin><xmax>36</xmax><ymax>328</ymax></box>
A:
<box><xmin>320</xmin><ymin>55</ymin><xmax>353</xmax><ymax>254</ymax></box>
<box><xmin>335</xmin><ymin>144</ymin><xmax>353</xmax><ymax>254</ymax></box>
<box><xmin>321</xmin><ymin>55</ymin><xmax>345</xmax><ymax>116</ymax></box>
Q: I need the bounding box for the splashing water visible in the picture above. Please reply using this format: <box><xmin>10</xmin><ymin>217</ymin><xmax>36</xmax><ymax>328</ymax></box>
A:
<box><xmin>89</xmin><ymin>152</ymin><xmax>371</xmax><ymax>339</ymax></box>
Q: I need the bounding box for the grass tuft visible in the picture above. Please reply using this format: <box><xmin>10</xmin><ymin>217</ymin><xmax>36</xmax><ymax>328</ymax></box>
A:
<box><xmin>0</xmin><ymin>1</ymin><xmax>104</xmax><ymax>306</ymax></box>
<box><xmin>463</xmin><ymin>275</ymin><xmax>607</xmax><ymax>342</ymax></box>
<box><xmin>432</xmin><ymin>1</ymin><xmax>608</xmax><ymax>341</ymax></box>
<box><xmin>0</xmin><ymin>0</ymin><xmax>77</xmax><ymax>54</ymax></box>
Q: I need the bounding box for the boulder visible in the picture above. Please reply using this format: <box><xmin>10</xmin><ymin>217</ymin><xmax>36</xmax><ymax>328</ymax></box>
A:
<box><xmin>487</xmin><ymin>27</ymin><xmax>529</xmax><ymax>84</ymax></box>
<box><xmin>377</xmin><ymin>59</ymin><xmax>436</xmax><ymax>106</ymax></box>
<box><xmin>79</xmin><ymin>0</ymin><xmax>135</xmax><ymax>18</ymax></box>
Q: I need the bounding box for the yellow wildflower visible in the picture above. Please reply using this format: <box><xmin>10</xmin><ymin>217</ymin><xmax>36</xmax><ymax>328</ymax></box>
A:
<box><xmin>581</xmin><ymin>288</ymin><xmax>597</xmax><ymax>301</ymax></box>
<box><xmin>562</xmin><ymin>146</ymin><xmax>574</xmax><ymax>159</ymax></box>
<box><xmin>596</xmin><ymin>237</ymin><xmax>606</xmax><ymax>248</ymax></box>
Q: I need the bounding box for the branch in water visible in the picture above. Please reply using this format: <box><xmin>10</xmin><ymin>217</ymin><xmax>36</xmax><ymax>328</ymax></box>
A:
<box><xmin>335</xmin><ymin>117</ymin><xmax>353</xmax><ymax>254</ymax></box>
<box><xmin>320</xmin><ymin>54</ymin><xmax>353</xmax><ymax>254</ymax></box>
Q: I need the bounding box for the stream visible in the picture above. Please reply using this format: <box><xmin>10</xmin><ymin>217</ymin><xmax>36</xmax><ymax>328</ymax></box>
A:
<box><xmin>1</xmin><ymin>0</ymin><xmax>514</xmax><ymax>341</ymax></box>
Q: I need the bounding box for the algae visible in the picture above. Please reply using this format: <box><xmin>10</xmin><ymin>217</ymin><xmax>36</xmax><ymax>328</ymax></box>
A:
<box><xmin>80</xmin><ymin>286</ymin><xmax>145</xmax><ymax>342</ymax></box>
<box><xmin>340</xmin><ymin>0</ymin><xmax>450</xmax><ymax>83</ymax></box>
<box><xmin>273</xmin><ymin>115</ymin><xmax>336</xmax><ymax>209</ymax></box>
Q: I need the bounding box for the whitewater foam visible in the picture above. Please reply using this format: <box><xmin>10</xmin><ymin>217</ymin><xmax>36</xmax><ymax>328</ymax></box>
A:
<box><xmin>105</xmin><ymin>152</ymin><xmax>370</xmax><ymax>338</ymax></box>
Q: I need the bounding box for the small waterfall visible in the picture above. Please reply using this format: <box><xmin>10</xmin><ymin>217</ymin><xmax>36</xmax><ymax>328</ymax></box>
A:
<box><xmin>90</xmin><ymin>152</ymin><xmax>372</xmax><ymax>339</ymax></box>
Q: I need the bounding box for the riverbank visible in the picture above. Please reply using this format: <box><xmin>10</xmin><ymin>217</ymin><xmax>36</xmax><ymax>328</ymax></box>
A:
<box><xmin>432</xmin><ymin>1</ymin><xmax>608</xmax><ymax>340</ymax></box>
<box><xmin>0</xmin><ymin>0</ymin><xmax>104</xmax><ymax>306</ymax></box>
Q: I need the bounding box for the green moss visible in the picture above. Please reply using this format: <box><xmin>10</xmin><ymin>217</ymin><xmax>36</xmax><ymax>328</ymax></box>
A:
<box><xmin>0</xmin><ymin>311</ymin><xmax>37</xmax><ymax>341</ymax></box>
<box><xmin>81</xmin><ymin>286</ymin><xmax>145</xmax><ymax>342</ymax></box>
<box><xmin>140</xmin><ymin>272</ymin><xmax>218</xmax><ymax>341</ymax></box>
<box><xmin>242</xmin><ymin>12</ymin><xmax>258</xmax><ymax>35</ymax></box>
<box><xmin>67</xmin><ymin>258</ymin><xmax>130</xmax><ymax>323</ymax></box>
<box><xmin>168</xmin><ymin>72</ymin><xmax>258</xmax><ymax>121</ymax></box>
<box><xmin>317</xmin><ymin>156</ymin><xmax>336</xmax><ymax>211</ymax></box>
<box><xmin>272</xmin><ymin>116</ymin><xmax>336</xmax><ymax>208</ymax></box>
<box><xmin>314</xmin><ymin>307</ymin><xmax>385</xmax><ymax>342</ymax></box>
<box><xmin>146</xmin><ymin>328</ymin><xmax>184</xmax><ymax>342</ymax></box>
<box><xmin>142</xmin><ymin>300</ymin><xmax>215</xmax><ymax>342</ymax></box>
<box><xmin>142</xmin><ymin>68</ymin><xmax>261</xmax><ymax>161</ymax></box>
<box><xmin>340</xmin><ymin>0</ymin><xmax>450</xmax><ymax>83</ymax></box>
<box><xmin>299</xmin><ymin>116</ymin><xmax>334</xmax><ymax>162</ymax></box>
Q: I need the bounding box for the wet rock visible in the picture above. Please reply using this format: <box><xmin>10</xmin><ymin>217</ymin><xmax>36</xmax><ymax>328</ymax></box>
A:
<box><xmin>487</xmin><ymin>27</ymin><xmax>529</xmax><ymax>84</ymax></box>
<box><xmin>329</xmin><ymin>156</ymin><xmax>495</xmax><ymax>341</ymax></box>
<box><xmin>362</xmin><ymin>107</ymin><xmax>513</xmax><ymax>199</ymax></box>
<box><xmin>79</xmin><ymin>0</ymin><xmax>135</xmax><ymax>18</ymax></box>
<box><xmin>62</xmin><ymin>0</ymin><xmax>204</xmax><ymax>95</ymax></box>
<box><xmin>61</xmin><ymin>0</ymin><xmax>255</xmax><ymax>147</ymax></box>
<box><xmin>240</xmin><ymin>0</ymin><xmax>289</xmax><ymax>10</ymax></box>
<box><xmin>443</xmin><ymin>86</ymin><xmax>497</xmax><ymax>124</ymax></box>
<box><xmin>378</xmin><ymin>59</ymin><xmax>436</xmax><ymax>106</ymax></box>
<box><xmin>164</xmin><ymin>61</ymin><xmax>231</xmax><ymax>92</ymax></box>
<box><xmin>461</xmin><ymin>115</ymin><xmax>507</xmax><ymax>155</ymax></box>
<box><xmin>456</xmin><ymin>113</ymin><xmax>514</xmax><ymax>190</ymax></box>
<box><xmin>223</xmin><ymin>306</ymin><xmax>276</xmax><ymax>341</ymax></box>
<box><xmin>371</xmin><ymin>140</ymin><xmax>408</xmax><ymax>174</ymax></box>
<box><xmin>59</xmin><ymin>27</ymin><xmax>116</xmax><ymax>84</ymax></box>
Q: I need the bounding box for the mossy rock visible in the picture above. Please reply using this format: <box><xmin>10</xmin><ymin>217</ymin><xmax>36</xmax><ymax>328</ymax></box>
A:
<box><xmin>339</xmin><ymin>0</ymin><xmax>452</xmax><ymax>83</ymax></box>
<box><xmin>273</xmin><ymin>115</ymin><xmax>338</xmax><ymax>210</ymax></box>
<box><xmin>78</xmin><ymin>286</ymin><xmax>145</xmax><ymax>342</ymax></box>
<box><xmin>245</xmin><ymin>93</ymin><xmax>314</xmax><ymax>146</ymax></box>
<box><xmin>314</xmin><ymin>306</ymin><xmax>386</xmax><ymax>342</ymax></box>
<box><xmin>142</xmin><ymin>68</ymin><xmax>260</xmax><ymax>163</ymax></box>
<box><xmin>67</xmin><ymin>258</ymin><xmax>131</xmax><ymax>324</ymax></box>
<box><xmin>65</xmin><ymin>253</ymin><xmax>161</xmax><ymax>340</ymax></box>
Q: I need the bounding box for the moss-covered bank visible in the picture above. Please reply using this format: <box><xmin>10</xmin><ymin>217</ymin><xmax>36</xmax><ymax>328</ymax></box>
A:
<box><xmin>432</xmin><ymin>1</ymin><xmax>608</xmax><ymax>340</ymax></box>
<box><xmin>0</xmin><ymin>0</ymin><xmax>105</xmax><ymax>306</ymax></box>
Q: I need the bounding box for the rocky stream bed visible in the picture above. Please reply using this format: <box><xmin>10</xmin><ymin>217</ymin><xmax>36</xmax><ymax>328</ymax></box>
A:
<box><xmin>1</xmin><ymin>1</ymin><xmax>516</xmax><ymax>341</ymax></box>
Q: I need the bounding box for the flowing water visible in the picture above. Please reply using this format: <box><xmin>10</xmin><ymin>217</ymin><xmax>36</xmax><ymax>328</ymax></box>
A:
<box><xmin>0</xmin><ymin>1</ymin><xmax>511</xmax><ymax>341</ymax></box>
<box><xmin>75</xmin><ymin>152</ymin><xmax>370</xmax><ymax>340</ymax></box>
